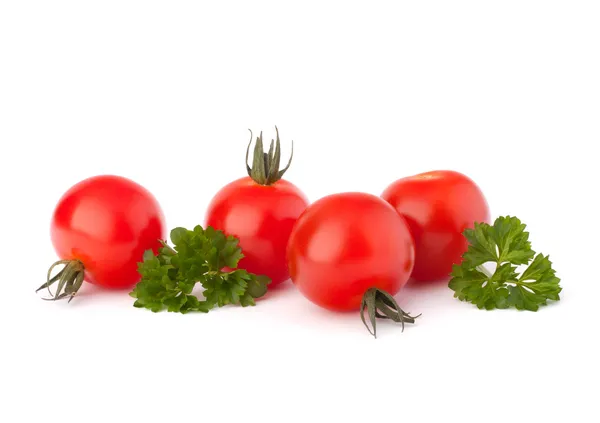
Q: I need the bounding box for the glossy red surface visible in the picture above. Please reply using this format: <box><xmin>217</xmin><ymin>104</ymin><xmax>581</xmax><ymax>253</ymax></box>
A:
<box><xmin>381</xmin><ymin>170</ymin><xmax>490</xmax><ymax>282</ymax></box>
<box><xmin>51</xmin><ymin>175</ymin><xmax>166</xmax><ymax>289</ymax></box>
<box><xmin>205</xmin><ymin>176</ymin><xmax>309</xmax><ymax>286</ymax></box>
<box><xmin>286</xmin><ymin>192</ymin><xmax>415</xmax><ymax>312</ymax></box>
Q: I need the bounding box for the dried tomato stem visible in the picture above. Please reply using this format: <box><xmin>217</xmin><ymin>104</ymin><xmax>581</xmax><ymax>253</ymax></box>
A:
<box><xmin>36</xmin><ymin>259</ymin><xmax>85</xmax><ymax>302</ymax></box>
<box><xmin>246</xmin><ymin>127</ymin><xmax>293</xmax><ymax>185</ymax></box>
<box><xmin>360</xmin><ymin>288</ymin><xmax>421</xmax><ymax>339</ymax></box>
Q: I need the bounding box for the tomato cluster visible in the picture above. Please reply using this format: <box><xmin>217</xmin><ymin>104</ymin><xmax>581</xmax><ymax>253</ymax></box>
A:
<box><xmin>286</xmin><ymin>170</ymin><xmax>489</xmax><ymax>329</ymax></box>
<box><xmin>41</xmin><ymin>128</ymin><xmax>488</xmax><ymax>336</ymax></box>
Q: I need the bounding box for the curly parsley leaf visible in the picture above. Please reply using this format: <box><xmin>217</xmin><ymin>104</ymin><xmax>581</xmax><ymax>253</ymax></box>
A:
<box><xmin>449</xmin><ymin>216</ymin><xmax>561</xmax><ymax>311</ymax></box>
<box><xmin>130</xmin><ymin>225</ymin><xmax>271</xmax><ymax>313</ymax></box>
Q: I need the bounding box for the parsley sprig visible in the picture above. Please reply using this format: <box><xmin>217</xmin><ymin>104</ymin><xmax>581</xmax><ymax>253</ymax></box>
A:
<box><xmin>130</xmin><ymin>225</ymin><xmax>270</xmax><ymax>313</ymax></box>
<box><xmin>449</xmin><ymin>216</ymin><xmax>561</xmax><ymax>311</ymax></box>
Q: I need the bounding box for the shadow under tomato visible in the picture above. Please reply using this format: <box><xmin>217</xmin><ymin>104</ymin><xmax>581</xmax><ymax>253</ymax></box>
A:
<box><xmin>78</xmin><ymin>283</ymin><xmax>132</xmax><ymax>297</ymax></box>
<box><xmin>400</xmin><ymin>277</ymin><xmax>454</xmax><ymax>306</ymax></box>
<box><xmin>404</xmin><ymin>275</ymin><xmax>451</xmax><ymax>290</ymax></box>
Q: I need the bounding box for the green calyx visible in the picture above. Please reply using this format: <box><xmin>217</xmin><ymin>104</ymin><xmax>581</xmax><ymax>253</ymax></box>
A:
<box><xmin>246</xmin><ymin>126</ymin><xmax>293</xmax><ymax>185</ymax></box>
<box><xmin>36</xmin><ymin>260</ymin><xmax>85</xmax><ymax>302</ymax></box>
<box><xmin>360</xmin><ymin>288</ymin><xmax>421</xmax><ymax>339</ymax></box>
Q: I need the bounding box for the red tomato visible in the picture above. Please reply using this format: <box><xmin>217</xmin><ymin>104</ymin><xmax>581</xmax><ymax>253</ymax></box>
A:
<box><xmin>381</xmin><ymin>170</ymin><xmax>490</xmax><ymax>282</ymax></box>
<box><xmin>286</xmin><ymin>192</ymin><xmax>415</xmax><ymax>312</ymax></box>
<box><xmin>49</xmin><ymin>175</ymin><xmax>166</xmax><ymax>292</ymax></box>
<box><xmin>205</xmin><ymin>176</ymin><xmax>308</xmax><ymax>286</ymax></box>
<box><xmin>205</xmin><ymin>128</ymin><xmax>309</xmax><ymax>287</ymax></box>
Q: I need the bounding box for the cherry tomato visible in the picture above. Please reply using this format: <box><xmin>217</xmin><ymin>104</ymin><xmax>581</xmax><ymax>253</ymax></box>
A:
<box><xmin>46</xmin><ymin>175</ymin><xmax>166</xmax><ymax>297</ymax></box>
<box><xmin>206</xmin><ymin>176</ymin><xmax>308</xmax><ymax>286</ymax></box>
<box><xmin>381</xmin><ymin>170</ymin><xmax>490</xmax><ymax>282</ymax></box>
<box><xmin>205</xmin><ymin>128</ymin><xmax>309</xmax><ymax>286</ymax></box>
<box><xmin>286</xmin><ymin>192</ymin><xmax>415</xmax><ymax>312</ymax></box>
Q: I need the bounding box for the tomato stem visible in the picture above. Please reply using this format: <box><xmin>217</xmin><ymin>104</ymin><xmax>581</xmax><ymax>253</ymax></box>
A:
<box><xmin>36</xmin><ymin>259</ymin><xmax>85</xmax><ymax>302</ymax></box>
<box><xmin>245</xmin><ymin>127</ymin><xmax>293</xmax><ymax>185</ymax></box>
<box><xmin>360</xmin><ymin>288</ymin><xmax>421</xmax><ymax>339</ymax></box>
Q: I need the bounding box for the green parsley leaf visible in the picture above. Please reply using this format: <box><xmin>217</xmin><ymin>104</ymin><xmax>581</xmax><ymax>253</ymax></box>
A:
<box><xmin>130</xmin><ymin>225</ymin><xmax>271</xmax><ymax>313</ymax></box>
<box><xmin>449</xmin><ymin>216</ymin><xmax>561</xmax><ymax>311</ymax></box>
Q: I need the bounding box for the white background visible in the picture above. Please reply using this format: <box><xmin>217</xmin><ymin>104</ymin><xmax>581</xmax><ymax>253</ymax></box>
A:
<box><xmin>1</xmin><ymin>1</ymin><xmax>599</xmax><ymax>422</ymax></box>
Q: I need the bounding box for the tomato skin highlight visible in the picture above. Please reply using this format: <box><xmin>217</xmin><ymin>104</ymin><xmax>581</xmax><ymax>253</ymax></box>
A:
<box><xmin>205</xmin><ymin>176</ymin><xmax>309</xmax><ymax>286</ymax></box>
<box><xmin>286</xmin><ymin>192</ymin><xmax>415</xmax><ymax>312</ymax></box>
<box><xmin>381</xmin><ymin>170</ymin><xmax>490</xmax><ymax>283</ymax></box>
<box><xmin>51</xmin><ymin>175</ymin><xmax>166</xmax><ymax>289</ymax></box>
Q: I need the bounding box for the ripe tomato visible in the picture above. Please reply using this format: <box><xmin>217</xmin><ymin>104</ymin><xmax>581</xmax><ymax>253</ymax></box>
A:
<box><xmin>381</xmin><ymin>170</ymin><xmax>490</xmax><ymax>282</ymax></box>
<box><xmin>286</xmin><ymin>192</ymin><xmax>415</xmax><ymax>312</ymax></box>
<box><xmin>42</xmin><ymin>175</ymin><xmax>166</xmax><ymax>299</ymax></box>
<box><xmin>206</xmin><ymin>177</ymin><xmax>308</xmax><ymax>286</ymax></box>
<box><xmin>205</xmin><ymin>129</ymin><xmax>309</xmax><ymax>287</ymax></box>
